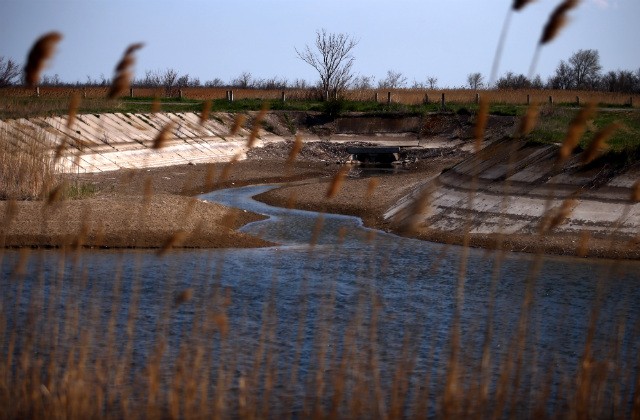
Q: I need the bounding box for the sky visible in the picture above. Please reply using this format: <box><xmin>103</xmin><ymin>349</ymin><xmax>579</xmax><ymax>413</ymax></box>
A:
<box><xmin>1</xmin><ymin>0</ymin><xmax>639</xmax><ymax>88</ymax></box>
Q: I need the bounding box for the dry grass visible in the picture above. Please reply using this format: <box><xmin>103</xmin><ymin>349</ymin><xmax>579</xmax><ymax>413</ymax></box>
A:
<box><xmin>1</xmin><ymin>86</ymin><xmax>637</xmax><ymax>108</ymax></box>
<box><xmin>0</xmin><ymin>125</ymin><xmax>55</xmax><ymax>200</ymax></box>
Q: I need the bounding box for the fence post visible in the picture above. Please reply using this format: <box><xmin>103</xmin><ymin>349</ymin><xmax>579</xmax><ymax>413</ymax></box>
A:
<box><xmin>36</xmin><ymin>87</ymin><xmax>40</xmax><ymax>97</ymax></box>
<box><xmin>375</xmin><ymin>92</ymin><xmax>379</xmax><ymax>103</ymax></box>
<box><xmin>424</xmin><ymin>93</ymin><xmax>429</xmax><ymax>104</ymax></box>
<box><xmin>229</xmin><ymin>90</ymin><xmax>234</xmax><ymax>102</ymax></box>
<box><xmin>179</xmin><ymin>89</ymin><xmax>183</xmax><ymax>99</ymax></box>
<box><xmin>576</xmin><ymin>96</ymin><xmax>580</xmax><ymax>106</ymax></box>
<box><xmin>130</xmin><ymin>88</ymin><xmax>134</xmax><ymax>98</ymax></box>
<box><xmin>441</xmin><ymin>93</ymin><xmax>446</xmax><ymax>110</ymax></box>
<box><xmin>281</xmin><ymin>91</ymin><xmax>286</xmax><ymax>102</ymax></box>
<box><xmin>549</xmin><ymin>95</ymin><xmax>554</xmax><ymax>105</ymax></box>
<box><xmin>475</xmin><ymin>93</ymin><xmax>480</xmax><ymax>105</ymax></box>
<box><xmin>527</xmin><ymin>94</ymin><xmax>530</xmax><ymax>106</ymax></box>
<box><xmin>83</xmin><ymin>87</ymin><xmax>87</xmax><ymax>99</ymax></box>
<box><xmin>387</xmin><ymin>91</ymin><xmax>392</xmax><ymax>104</ymax></box>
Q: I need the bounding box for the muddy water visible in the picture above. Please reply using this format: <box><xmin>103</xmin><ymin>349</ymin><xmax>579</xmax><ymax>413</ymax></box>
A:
<box><xmin>1</xmin><ymin>184</ymin><xmax>639</xmax><ymax>415</ymax></box>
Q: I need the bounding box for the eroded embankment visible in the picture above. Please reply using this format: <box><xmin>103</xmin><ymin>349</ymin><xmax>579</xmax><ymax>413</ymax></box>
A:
<box><xmin>385</xmin><ymin>137</ymin><xmax>640</xmax><ymax>259</ymax></box>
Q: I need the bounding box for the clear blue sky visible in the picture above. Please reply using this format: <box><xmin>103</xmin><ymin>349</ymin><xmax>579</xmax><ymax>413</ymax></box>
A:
<box><xmin>1</xmin><ymin>0</ymin><xmax>638</xmax><ymax>88</ymax></box>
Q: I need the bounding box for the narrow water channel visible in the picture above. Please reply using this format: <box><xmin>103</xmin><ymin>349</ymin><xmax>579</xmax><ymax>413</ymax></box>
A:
<box><xmin>1</xmin><ymin>184</ymin><xmax>639</xmax><ymax>415</ymax></box>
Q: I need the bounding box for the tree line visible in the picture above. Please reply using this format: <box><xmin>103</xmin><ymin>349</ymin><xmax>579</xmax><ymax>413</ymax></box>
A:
<box><xmin>470</xmin><ymin>49</ymin><xmax>640</xmax><ymax>93</ymax></box>
<box><xmin>1</xmin><ymin>30</ymin><xmax>638</xmax><ymax>96</ymax></box>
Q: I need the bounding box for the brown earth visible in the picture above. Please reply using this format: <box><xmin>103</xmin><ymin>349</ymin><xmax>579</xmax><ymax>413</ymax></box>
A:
<box><xmin>1</xmin><ymin>137</ymin><xmax>638</xmax><ymax>259</ymax></box>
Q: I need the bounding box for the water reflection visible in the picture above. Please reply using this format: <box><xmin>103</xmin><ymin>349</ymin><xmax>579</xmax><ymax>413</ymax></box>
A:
<box><xmin>1</xmin><ymin>185</ymin><xmax>638</xmax><ymax>416</ymax></box>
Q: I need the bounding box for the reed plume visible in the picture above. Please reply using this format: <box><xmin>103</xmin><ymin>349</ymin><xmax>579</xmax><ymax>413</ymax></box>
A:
<box><xmin>540</xmin><ymin>0</ymin><xmax>579</xmax><ymax>45</ymax></box>
<box><xmin>515</xmin><ymin>103</ymin><xmax>540</xmax><ymax>138</ymax></box>
<box><xmin>474</xmin><ymin>98</ymin><xmax>489</xmax><ymax>152</ymax></box>
<box><xmin>513</xmin><ymin>0</ymin><xmax>535</xmax><ymax>11</ymax></box>
<box><xmin>529</xmin><ymin>0</ymin><xmax>580</xmax><ymax>78</ymax></box>
<box><xmin>152</xmin><ymin>122</ymin><xmax>175</xmax><ymax>150</ymax></box>
<box><xmin>54</xmin><ymin>139</ymin><xmax>67</xmax><ymax>161</ymax></box>
<box><xmin>229</xmin><ymin>114</ymin><xmax>246</xmax><ymax>136</ymax></box>
<box><xmin>539</xmin><ymin>198</ymin><xmax>577</xmax><ymax>233</ymax></box>
<box><xmin>158</xmin><ymin>230</ymin><xmax>187</xmax><ymax>256</ymax></box>
<box><xmin>632</xmin><ymin>181</ymin><xmax>640</xmax><ymax>202</ymax></box>
<box><xmin>557</xmin><ymin>103</ymin><xmax>596</xmax><ymax>164</ymax></box>
<box><xmin>366</xmin><ymin>178</ymin><xmax>379</xmax><ymax>200</ymax></box>
<box><xmin>286</xmin><ymin>135</ymin><xmax>304</xmax><ymax>165</ymax></box>
<box><xmin>581</xmin><ymin>122</ymin><xmax>620</xmax><ymax>164</ymax></box>
<box><xmin>46</xmin><ymin>183</ymin><xmax>65</xmax><ymax>205</ymax></box>
<box><xmin>200</xmin><ymin>100</ymin><xmax>211</xmax><ymax>125</ymax></box>
<box><xmin>174</xmin><ymin>288</ymin><xmax>193</xmax><ymax>306</ymax></box>
<box><xmin>151</xmin><ymin>96</ymin><xmax>161</xmax><ymax>113</ymax></box>
<box><xmin>326</xmin><ymin>167</ymin><xmax>349</xmax><ymax>199</ymax></box>
<box><xmin>107</xmin><ymin>43</ymin><xmax>144</xmax><ymax>99</ymax></box>
<box><xmin>246</xmin><ymin>105</ymin><xmax>269</xmax><ymax>149</ymax></box>
<box><xmin>24</xmin><ymin>32</ymin><xmax>62</xmax><ymax>87</ymax></box>
<box><xmin>66</xmin><ymin>93</ymin><xmax>81</xmax><ymax>129</ymax></box>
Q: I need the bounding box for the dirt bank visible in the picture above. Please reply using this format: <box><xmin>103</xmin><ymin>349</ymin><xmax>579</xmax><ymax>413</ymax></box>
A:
<box><xmin>0</xmin><ymin>160</ymin><xmax>333</xmax><ymax>250</ymax></box>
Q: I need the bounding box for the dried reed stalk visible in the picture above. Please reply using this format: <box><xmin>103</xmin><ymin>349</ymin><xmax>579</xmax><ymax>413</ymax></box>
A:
<box><xmin>66</xmin><ymin>93</ymin><xmax>80</xmax><ymax>129</ymax></box>
<box><xmin>151</xmin><ymin>96</ymin><xmax>161</xmax><ymax>113</ymax></box>
<box><xmin>581</xmin><ymin>122</ymin><xmax>621</xmax><ymax>164</ymax></box>
<box><xmin>326</xmin><ymin>167</ymin><xmax>349</xmax><ymax>199</ymax></box>
<box><xmin>577</xmin><ymin>231</ymin><xmax>591</xmax><ymax>257</ymax></box>
<box><xmin>174</xmin><ymin>288</ymin><xmax>193</xmax><ymax>306</ymax></box>
<box><xmin>152</xmin><ymin>122</ymin><xmax>175</xmax><ymax>150</ymax></box>
<box><xmin>158</xmin><ymin>230</ymin><xmax>187</xmax><ymax>256</ymax></box>
<box><xmin>200</xmin><ymin>100</ymin><xmax>211</xmax><ymax>125</ymax></box>
<box><xmin>540</xmin><ymin>0</ymin><xmax>579</xmax><ymax>45</ymax></box>
<box><xmin>474</xmin><ymin>98</ymin><xmax>489</xmax><ymax>152</ymax></box>
<box><xmin>54</xmin><ymin>139</ymin><xmax>67</xmax><ymax>161</ymax></box>
<box><xmin>286</xmin><ymin>135</ymin><xmax>304</xmax><ymax>165</ymax></box>
<box><xmin>24</xmin><ymin>32</ymin><xmax>62</xmax><ymax>87</ymax></box>
<box><xmin>107</xmin><ymin>43</ymin><xmax>144</xmax><ymax>99</ymax></box>
<box><xmin>46</xmin><ymin>183</ymin><xmax>65</xmax><ymax>205</ymax></box>
<box><xmin>539</xmin><ymin>198</ymin><xmax>577</xmax><ymax>233</ymax></box>
<box><xmin>219</xmin><ymin>154</ymin><xmax>239</xmax><ymax>183</ymax></box>
<box><xmin>286</xmin><ymin>191</ymin><xmax>298</xmax><ymax>209</ymax></box>
<box><xmin>557</xmin><ymin>103</ymin><xmax>596</xmax><ymax>164</ymax></box>
<box><xmin>204</xmin><ymin>164</ymin><xmax>216</xmax><ymax>190</ymax></box>
<box><xmin>632</xmin><ymin>181</ymin><xmax>640</xmax><ymax>202</ymax></box>
<box><xmin>211</xmin><ymin>313</ymin><xmax>229</xmax><ymax>337</ymax></box>
<box><xmin>366</xmin><ymin>177</ymin><xmax>379</xmax><ymax>200</ymax></box>
<box><xmin>246</xmin><ymin>106</ymin><xmax>269</xmax><ymax>149</ymax></box>
<box><xmin>516</xmin><ymin>103</ymin><xmax>540</xmax><ymax>138</ymax></box>
<box><xmin>229</xmin><ymin>114</ymin><xmax>246</xmax><ymax>136</ymax></box>
<box><xmin>309</xmin><ymin>215</ymin><xmax>325</xmax><ymax>246</ymax></box>
<box><xmin>396</xmin><ymin>185</ymin><xmax>434</xmax><ymax>234</ymax></box>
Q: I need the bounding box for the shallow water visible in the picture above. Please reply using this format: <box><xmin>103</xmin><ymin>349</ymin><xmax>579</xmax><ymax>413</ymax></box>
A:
<box><xmin>1</xmin><ymin>184</ymin><xmax>639</xmax><ymax>415</ymax></box>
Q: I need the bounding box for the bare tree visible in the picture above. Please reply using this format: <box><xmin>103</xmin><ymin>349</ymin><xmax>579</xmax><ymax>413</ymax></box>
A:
<box><xmin>204</xmin><ymin>77</ymin><xmax>225</xmax><ymax>87</ymax></box>
<box><xmin>0</xmin><ymin>56</ymin><xmax>21</xmax><ymax>87</ymax></box>
<box><xmin>467</xmin><ymin>72</ymin><xmax>485</xmax><ymax>90</ymax></box>
<box><xmin>231</xmin><ymin>71</ymin><xmax>253</xmax><ymax>88</ymax></box>
<box><xmin>548</xmin><ymin>60</ymin><xmax>574</xmax><ymax>90</ymax></box>
<box><xmin>378</xmin><ymin>70</ymin><xmax>407</xmax><ymax>89</ymax></box>
<box><xmin>427</xmin><ymin>76</ymin><xmax>438</xmax><ymax>89</ymax></box>
<box><xmin>290</xmin><ymin>79</ymin><xmax>304</xmax><ymax>89</ymax></box>
<box><xmin>352</xmin><ymin>75</ymin><xmax>375</xmax><ymax>89</ymax></box>
<box><xmin>296</xmin><ymin>29</ymin><xmax>359</xmax><ymax>100</ymax></box>
<box><xmin>40</xmin><ymin>73</ymin><xmax>62</xmax><ymax>86</ymax></box>
<box><xmin>568</xmin><ymin>49</ymin><xmax>601</xmax><ymax>90</ymax></box>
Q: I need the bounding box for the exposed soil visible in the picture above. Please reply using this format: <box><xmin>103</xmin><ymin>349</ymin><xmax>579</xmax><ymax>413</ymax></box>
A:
<box><xmin>1</xmin><ymin>111</ymin><xmax>638</xmax><ymax>259</ymax></box>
